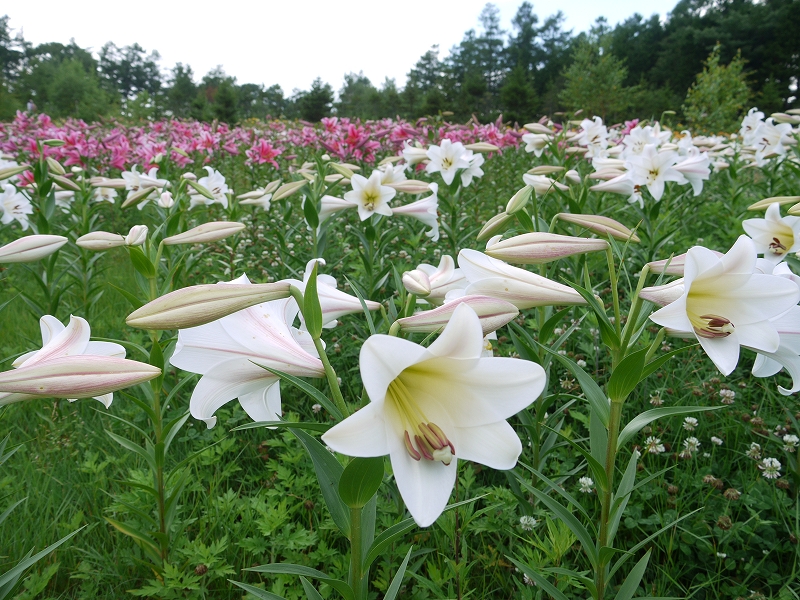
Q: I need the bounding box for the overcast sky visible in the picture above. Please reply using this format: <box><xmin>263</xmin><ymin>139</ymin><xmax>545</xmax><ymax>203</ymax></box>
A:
<box><xmin>5</xmin><ymin>0</ymin><xmax>677</xmax><ymax>93</ymax></box>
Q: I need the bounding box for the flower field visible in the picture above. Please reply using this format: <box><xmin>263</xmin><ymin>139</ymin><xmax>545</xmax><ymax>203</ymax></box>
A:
<box><xmin>0</xmin><ymin>108</ymin><xmax>799</xmax><ymax>599</ymax></box>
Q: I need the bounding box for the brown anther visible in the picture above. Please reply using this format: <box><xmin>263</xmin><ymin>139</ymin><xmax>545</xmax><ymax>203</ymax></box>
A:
<box><xmin>769</xmin><ymin>237</ymin><xmax>787</xmax><ymax>254</ymax></box>
<box><xmin>404</xmin><ymin>431</ymin><xmax>421</xmax><ymax>461</ymax></box>
<box><xmin>695</xmin><ymin>314</ymin><xmax>734</xmax><ymax>338</ymax></box>
<box><xmin>414</xmin><ymin>434</ymin><xmax>435</xmax><ymax>460</ymax></box>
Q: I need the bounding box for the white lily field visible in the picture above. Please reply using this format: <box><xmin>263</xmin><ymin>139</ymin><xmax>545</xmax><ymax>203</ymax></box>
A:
<box><xmin>0</xmin><ymin>105</ymin><xmax>799</xmax><ymax>600</ymax></box>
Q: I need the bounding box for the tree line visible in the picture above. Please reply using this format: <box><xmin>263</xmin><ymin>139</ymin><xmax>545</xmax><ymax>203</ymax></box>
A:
<box><xmin>0</xmin><ymin>0</ymin><xmax>797</xmax><ymax>128</ymax></box>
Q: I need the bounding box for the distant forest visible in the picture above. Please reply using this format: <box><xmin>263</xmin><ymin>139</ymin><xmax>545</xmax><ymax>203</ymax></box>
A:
<box><xmin>0</xmin><ymin>0</ymin><xmax>797</xmax><ymax>125</ymax></box>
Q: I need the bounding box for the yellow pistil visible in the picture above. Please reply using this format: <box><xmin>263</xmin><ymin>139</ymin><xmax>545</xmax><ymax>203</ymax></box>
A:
<box><xmin>689</xmin><ymin>313</ymin><xmax>735</xmax><ymax>339</ymax></box>
<box><xmin>388</xmin><ymin>377</ymin><xmax>455</xmax><ymax>465</ymax></box>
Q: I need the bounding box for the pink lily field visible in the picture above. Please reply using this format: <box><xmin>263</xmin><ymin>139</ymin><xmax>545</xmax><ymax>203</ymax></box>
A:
<box><xmin>0</xmin><ymin>107</ymin><xmax>799</xmax><ymax>599</ymax></box>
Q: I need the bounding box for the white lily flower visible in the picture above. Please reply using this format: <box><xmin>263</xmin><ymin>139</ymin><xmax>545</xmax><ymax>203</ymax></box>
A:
<box><xmin>576</xmin><ymin>116</ymin><xmax>609</xmax><ymax>159</ymax></box>
<box><xmin>522</xmin><ymin>173</ymin><xmax>569</xmax><ymax>196</ymax></box>
<box><xmin>740</xmin><ymin>108</ymin><xmax>765</xmax><ymax>146</ymax></box>
<box><xmin>425</xmin><ymin>139</ymin><xmax>470</xmax><ymax>186</ymax></box>
<box><xmin>125</xmin><ymin>225</ymin><xmax>148</xmax><ymax>247</ymax></box>
<box><xmin>521</xmin><ymin>133</ymin><xmax>551</xmax><ymax>157</ymax></box>
<box><xmin>158</xmin><ymin>191</ymin><xmax>175</xmax><ymax>208</ymax></box>
<box><xmin>0</xmin><ymin>315</ymin><xmax>125</xmax><ymax>408</ymax></box>
<box><xmin>751</xmin><ymin>306</ymin><xmax>800</xmax><ymax>394</ymax></box>
<box><xmin>0</xmin><ymin>184</ymin><xmax>33</xmax><ymax>230</ymax></box>
<box><xmin>122</xmin><ymin>166</ymin><xmax>168</xmax><ymax>192</ymax></box>
<box><xmin>190</xmin><ymin>167</ymin><xmax>229</xmax><ymax>209</ymax></box>
<box><xmin>752</xmin><ymin>119</ymin><xmax>794</xmax><ymax>165</ymax></box>
<box><xmin>621</xmin><ymin>125</ymin><xmax>662</xmax><ymax>159</ymax></box>
<box><xmin>415</xmin><ymin>255</ymin><xmax>468</xmax><ymax>305</ymax></box>
<box><xmin>391</xmin><ymin>183</ymin><xmax>439</xmax><ymax>241</ymax></box>
<box><xmin>673</xmin><ymin>148</ymin><xmax>711</xmax><ymax>196</ymax></box>
<box><xmin>322</xmin><ymin>304</ymin><xmax>545</xmax><ymax>526</ymax></box>
<box><xmin>380</xmin><ymin>162</ymin><xmax>407</xmax><ymax>185</ymax></box>
<box><xmin>650</xmin><ymin>236</ymin><xmax>800</xmax><ymax>375</ymax></box>
<box><xmin>237</xmin><ymin>188</ymin><xmax>271</xmax><ymax>210</ymax></box>
<box><xmin>170</xmin><ymin>274</ymin><xmax>325</xmax><ymax>428</ymax></box>
<box><xmin>627</xmin><ymin>144</ymin><xmax>685</xmax><ymax>201</ymax></box>
<box><xmin>742</xmin><ymin>203</ymin><xmax>800</xmax><ymax>264</ymax></box>
<box><xmin>93</xmin><ymin>187</ymin><xmax>118</xmax><ymax>203</ymax></box>
<box><xmin>589</xmin><ymin>172</ymin><xmax>643</xmax><ymax>207</ymax></box>
<box><xmin>343</xmin><ymin>171</ymin><xmax>395</xmax><ymax>221</ymax></box>
<box><xmin>458</xmin><ymin>249</ymin><xmax>586</xmax><ymax>309</ymax></box>
<box><xmin>460</xmin><ymin>153</ymin><xmax>485</xmax><ymax>187</ymax></box>
<box><xmin>402</xmin><ymin>142</ymin><xmax>429</xmax><ymax>167</ymax></box>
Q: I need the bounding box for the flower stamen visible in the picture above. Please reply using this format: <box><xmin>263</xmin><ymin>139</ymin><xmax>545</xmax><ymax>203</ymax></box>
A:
<box><xmin>389</xmin><ymin>378</ymin><xmax>455</xmax><ymax>465</ymax></box>
<box><xmin>692</xmin><ymin>314</ymin><xmax>735</xmax><ymax>338</ymax></box>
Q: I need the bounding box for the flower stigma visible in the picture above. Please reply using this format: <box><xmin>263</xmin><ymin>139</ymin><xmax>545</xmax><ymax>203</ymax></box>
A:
<box><xmin>388</xmin><ymin>377</ymin><xmax>455</xmax><ymax>465</ymax></box>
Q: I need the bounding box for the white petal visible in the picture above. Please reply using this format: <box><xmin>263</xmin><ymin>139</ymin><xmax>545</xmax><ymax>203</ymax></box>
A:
<box><xmin>85</xmin><ymin>341</ymin><xmax>126</xmax><ymax>358</ymax></box>
<box><xmin>698</xmin><ymin>334</ymin><xmax>740</xmax><ymax>376</ymax></box>
<box><xmin>26</xmin><ymin>315</ymin><xmax>90</xmax><ymax>366</ymax></box>
<box><xmin>238</xmin><ymin>381</ymin><xmax>283</xmax><ymax>423</ymax></box>
<box><xmin>456</xmin><ymin>420</ymin><xmax>522</xmax><ymax>469</ymax></box>
<box><xmin>39</xmin><ymin>315</ymin><xmax>65</xmax><ymax>345</ymax></box>
<box><xmin>322</xmin><ymin>402</ymin><xmax>390</xmax><ymax>456</ymax></box>
<box><xmin>736</xmin><ymin>321</ymin><xmax>780</xmax><ymax>354</ymax></box>
<box><xmin>359</xmin><ymin>335</ymin><xmax>428</xmax><ymax>406</ymax></box>
<box><xmin>426</xmin><ymin>303</ymin><xmax>484</xmax><ymax>360</ymax></box>
<box><xmin>650</xmin><ymin>296</ymin><xmax>692</xmax><ymax>331</ymax></box>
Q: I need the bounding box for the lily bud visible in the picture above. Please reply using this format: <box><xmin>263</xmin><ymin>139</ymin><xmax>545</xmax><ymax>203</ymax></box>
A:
<box><xmin>51</xmin><ymin>175</ymin><xmax>81</xmax><ymax>192</ymax></box>
<box><xmin>523</xmin><ymin>123</ymin><xmax>554</xmax><ymax>134</ymax></box>
<box><xmin>639</xmin><ymin>279</ymin><xmax>685</xmax><ymax>307</ymax></box>
<box><xmin>505</xmin><ymin>185</ymin><xmax>533</xmax><ymax>214</ymax></box>
<box><xmin>125</xmin><ymin>225</ymin><xmax>148</xmax><ymax>246</ymax></box>
<box><xmin>0</xmin><ymin>235</ymin><xmax>68</xmax><ymax>263</ymax></box>
<box><xmin>476</xmin><ymin>212</ymin><xmax>514</xmax><ymax>241</ymax></box>
<box><xmin>271</xmin><ymin>180</ymin><xmax>307</xmax><ymax>201</ymax></box>
<box><xmin>158</xmin><ymin>191</ymin><xmax>175</xmax><ymax>208</ymax></box>
<box><xmin>186</xmin><ymin>179</ymin><xmax>215</xmax><ymax>200</ymax></box>
<box><xmin>486</xmin><ymin>232</ymin><xmax>608</xmax><ymax>264</ymax></box>
<box><xmin>556</xmin><ymin>213</ymin><xmax>640</xmax><ymax>243</ymax></box>
<box><xmin>163</xmin><ymin>221</ymin><xmax>245</xmax><ymax>245</ymax></box>
<box><xmin>402</xmin><ymin>144</ymin><xmax>429</xmax><ymax>166</ymax></box>
<box><xmin>771</xmin><ymin>113</ymin><xmax>800</xmax><ymax>125</ymax></box>
<box><xmin>789</xmin><ymin>202</ymin><xmax>800</xmax><ymax>216</ymax></box>
<box><xmin>42</xmin><ymin>139</ymin><xmax>65</xmax><ymax>147</ymax></box>
<box><xmin>522</xmin><ymin>174</ymin><xmax>569</xmax><ymax>195</ymax></box>
<box><xmin>182</xmin><ymin>172</ymin><xmax>197</xmax><ymax>181</ymax></box>
<box><xmin>379</xmin><ymin>155</ymin><xmax>404</xmax><ymax>165</ymax></box>
<box><xmin>126</xmin><ymin>281</ymin><xmax>293</xmax><ymax>330</ymax></box>
<box><xmin>748</xmin><ymin>196</ymin><xmax>800</xmax><ymax>211</ymax></box>
<box><xmin>527</xmin><ymin>165</ymin><xmax>564</xmax><ymax>176</ymax></box>
<box><xmin>647</xmin><ymin>252</ymin><xmax>722</xmax><ymax>276</ymax></box>
<box><xmin>89</xmin><ymin>177</ymin><xmax>127</xmax><ymax>189</ymax></box>
<box><xmin>587</xmin><ymin>168</ymin><xmax>626</xmax><ymax>180</ymax></box>
<box><xmin>324</xmin><ymin>174</ymin><xmax>345</xmax><ymax>183</ymax></box>
<box><xmin>76</xmin><ymin>231</ymin><xmax>126</xmax><ymax>251</ymax></box>
<box><xmin>329</xmin><ymin>163</ymin><xmax>355</xmax><ymax>178</ymax></box>
<box><xmin>46</xmin><ymin>157</ymin><xmax>66</xmax><ymax>175</ymax></box>
<box><xmin>0</xmin><ymin>165</ymin><xmax>31</xmax><ymax>181</ymax></box>
<box><xmin>396</xmin><ymin>295</ymin><xmax>519</xmax><ymax>336</ymax></box>
<box><xmin>0</xmin><ymin>355</ymin><xmax>160</xmax><ymax>400</ymax></box>
<box><xmin>402</xmin><ymin>270</ymin><xmax>432</xmax><ymax>296</ymax></box>
<box><xmin>565</xmin><ymin>147</ymin><xmax>588</xmax><ymax>154</ymax></box>
<box><xmin>384</xmin><ymin>179</ymin><xmax>432</xmax><ymax>194</ymax></box>
<box><xmin>464</xmin><ymin>142</ymin><xmax>500</xmax><ymax>153</ymax></box>
<box><xmin>264</xmin><ymin>179</ymin><xmax>281</xmax><ymax>194</ymax></box>
<box><xmin>121</xmin><ymin>186</ymin><xmax>156</xmax><ymax>208</ymax></box>
<box><xmin>565</xmin><ymin>169</ymin><xmax>581</xmax><ymax>185</ymax></box>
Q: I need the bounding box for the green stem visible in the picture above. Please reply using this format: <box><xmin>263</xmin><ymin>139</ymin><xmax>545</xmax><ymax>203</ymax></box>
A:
<box><xmin>149</xmin><ymin>330</ymin><xmax>168</xmax><ymax>565</ymax></box>
<box><xmin>619</xmin><ymin>265</ymin><xmax>650</xmax><ymax>353</ymax></box>
<box><xmin>596</xmin><ymin>400</ymin><xmax>624</xmax><ymax>600</ymax></box>
<box><xmin>605</xmin><ymin>246</ymin><xmax>622</xmax><ymax>340</ymax></box>
<box><xmin>349</xmin><ymin>506</ymin><xmax>364</xmax><ymax>599</ymax></box>
<box><xmin>312</xmin><ymin>336</ymin><xmax>350</xmax><ymax>419</ymax></box>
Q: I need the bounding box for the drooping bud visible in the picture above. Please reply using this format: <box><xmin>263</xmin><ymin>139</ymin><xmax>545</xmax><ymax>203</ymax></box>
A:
<box><xmin>522</xmin><ymin>174</ymin><xmax>569</xmax><ymax>195</ymax></box>
<box><xmin>163</xmin><ymin>221</ymin><xmax>245</xmax><ymax>246</ymax></box>
<box><xmin>182</xmin><ymin>172</ymin><xmax>197</xmax><ymax>181</ymax></box>
<box><xmin>271</xmin><ymin>180</ymin><xmax>307</xmax><ymax>201</ymax></box>
<box><xmin>523</xmin><ymin>123</ymin><xmax>554</xmax><ymax>135</ymax></box>
<box><xmin>121</xmin><ymin>187</ymin><xmax>156</xmax><ymax>209</ymax></box>
<box><xmin>486</xmin><ymin>232</ymin><xmax>608</xmax><ymax>264</ymax></box>
<box><xmin>556</xmin><ymin>213</ymin><xmax>640</xmax><ymax>243</ymax></box>
<box><xmin>76</xmin><ymin>231</ymin><xmax>126</xmax><ymax>251</ymax></box>
<box><xmin>158</xmin><ymin>191</ymin><xmax>175</xmax><ymax>208</ymax></box>
<box><xmin>51</xmin><ymin>175</ymin><xmax>80</xmax><ymax>192</ymax></box>
<box><xmin>264</xmin><ymin>179</ymin><xmax>281</xmax><ymax>194</ymax></box>
<box><xmin>0</xmin><ymin>355</ymin><xmax>161</xmax><ymax>400</ymax></box>
<box><xmin>527</xmin><ymin>165</ymin><xmax>564</xmax><ymax>176</ymax></box>
<box><xmin>329</xmin><ymin>163</ymin><xmax>355</xmax><ymax>178</ymax></box>
<box><xmin>126</xmin><ymin>282</ymin><xmax>293</xmax><ymax>330</ymax></box>
<box><xmin>565</xmin><ymin>169</ymin><xmax>581</xmax><ymax>185</ymax></box>
<box><xmin>0</xmin><ymin>235</ymin><xmax>68</xmax><ymax>263</ymax></box>
<box><xmin>476</xmin><ymin>212</ymin><xmax>515</xmax><ymax>242</ymax></box>
<box><xmin>647</xmin><ymin>252</ymin><xmax>721</xmax><ymax>276</ymax></box>
<box><xmin>0</xmin><ymin>164</ymin><xmax>31</xmax><ymax>181</ymax></box>
<box><xmin>89</xmin><ymin>177</ymin><xmax>127</xmax><ymax>189</ymax></box>
<box><xmin>384</xmin><ymin>179</ymin><xmax>432</xmax><ymax>195</ymax></box>
<box><xmin>749</xmin><ymin>196</ymin><xmax>800</xmax><ymax>211</ymax></box>
<box><xmin>395</xmin><ymin>295</ymin><xmax>519</xmax><ymax>336</ymax></box>
<box><xmin>639</xmin><ymin>279</ymin><xmax>685</xmax><ymax>307</ymax></box>
<box><xmin>402</xmin><ymin>270</ymin><xmax>432</xmax><ymax>297</ymax></box>
<box><xmin>505</xmin><ymin>185</ymin><xmax>533</xmax><ymax>214</ymax></box>
<box><xmin>465</xmin><ymin>142</ymin><xmax>500</xmax><ymax>153</ymax></box>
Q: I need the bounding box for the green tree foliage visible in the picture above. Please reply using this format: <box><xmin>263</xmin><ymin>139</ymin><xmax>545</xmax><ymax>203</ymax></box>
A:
<box><xmin>166</xmin><ymin>63</ymin><xmax>196</xmax><ymax>119</ymax></box>
<box><xmin>560</xmin><ymin>37</ymin><xmax>631</xmax><ymax>121</ymax></box>
<box><xmin>98</xmin><ymin>42</ymin><xmax>161</xmax><ymax>99</ymax></box>
<box><xmin>336</xmin><ymin>72</ymin><xmax>381</xmax><ymax>119</ymax></box>
<box><xmin>295</xmin><ymin>77</ymin><xmax>334</xmax><ymax>122</ymax></box>
<box><xmin>682</xmin><ymin>44</ymin><xmax>750</xmax><ymax>133</ymax></box>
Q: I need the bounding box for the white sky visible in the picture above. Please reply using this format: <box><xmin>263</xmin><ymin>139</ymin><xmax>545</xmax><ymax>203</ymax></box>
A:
<box><xmin>5</xmin><ymin>0</ymin><xmax>676</xmax><ymax>93</ymax></box>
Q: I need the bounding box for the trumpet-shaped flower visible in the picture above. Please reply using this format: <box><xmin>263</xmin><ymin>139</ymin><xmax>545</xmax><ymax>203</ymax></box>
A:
<box><xmin>190</xmin><ymin>167</ymin><xmax>230</xmax><ymax>209</ymax></box>
<box><xmin>0</xmin><ymin>315</ymin><xmax>125</xmax><ymax>408</ymax></box>
<box><xmin>391</xmin><ymin>183</ymin><xmax>439</xmax><ymax>241</ymax></box>
<box><xmin>743</xmin><ymin>202</ymin><xmax>800</xmax><ymax>264</ymax></box>
<box><xmin>458</xmin><ymin>249</ymin><xmax>586</xmax><ymax>309</ymax></box>
<box><xmin>379</xmin><ymin>162</ymin><xmax>407</xmax><ymax>185</ymax></box>
<box><xmin>589</xmin><ymin>172</ymin><xmax>643</xmax><ymax>207</ymax></box>
<box><xmin>649</xmin><ymin>236</ymin><xmax>800</xmax><ymax>375</ymax></box>
<box><xmin>322</xmin><ymin>304</ymin><xmax>545</xmax><ymax>526</ymax></box>
<box><xmin>170</xmin><ymin>274</ymin><xmax>325</xmax><ymax>428</ymax></box>
<box><xmin>521</xmin><ymin>133</ymin><xmax>551</xmax><ymax>157</ymax></box>
<box><xmin>575</xmin><ymin>117</ymin><xmax>609</xmax><ymax>159</ymax></box>
<box><xmin>425</xmin><ymin>139</ymin><xmax>470</xmax><ymax>186</ymax></box>
<box><xmin>740</xmin><ymin>108</ymin><xmax>765</xmax><ymax>146</ymax></box>
<box><xmin>414</xmin><ymin>255</ymin><xmax>467</xmax><ymax>305</ymax></box>
<box><xmin>344</xmin><ymin>170</ymin><xmax>395</xmax><ymax>221</ymax></box>
<box><xmin>460</xmin><ymin>152</ymin><xmax>485</xmax><ymax>187</ymax></box>
<box><xmin>627</xmin><ymin>144</ymin><xmax>685</xmax><ymax>201</ymax></box>
<box><xmin>673</xmin><ymin>148</ymin><xmax>711</xmax><ymax>196</ymax></box>
<box><xmin>1</xmin><ymin>184</ymin><xmax>33</xmax><ymax>230</ymax></box>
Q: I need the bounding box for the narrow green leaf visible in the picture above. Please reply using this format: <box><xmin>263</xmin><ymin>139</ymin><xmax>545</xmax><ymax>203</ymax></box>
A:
<box><xmin>105</xmin><ymin>517</ymin><xmax>160</xmax><ymax>557</ymax></box>
<box><xmin>106</xmin><ymin>431</ymin><xmax>156</xmax><ymax>470</ymax></box>
<box><xmin>291</xmin><ymin>428</ymin><xmax>351</xmax><ymax>537</ymax></box>
<box><xmin>232</xmin><ymin>421</ymin><xmax>331</xmax><ymax>433</ymax></box>
<box><xmin>363</xmin><ymin>519</ymin><xmax>416</xmax><ymax>571</ymax></box>
<box><xmin>245</xmin><ymin>564</ymin><xmax>354</xmax><ymax>600</ymax></box>
<box><xmin>163</xmin><ymin>412</ymin><xmax>190</xmax><ymax>455</ymax></box>
<box><xmin>303</xmin><ymin>262</ymin><xmax>323</xmax><ymax>339</ymax></box>
<box><xmin>228</xmin><ymin>580</ymin><xmax>286</xmax><ymax>600</ymax></box>
<box><xmin>566</xmin><ymin>279</ymin><xmax>620</xmax><ymax>349</ymax></box>
<box><xmin>614</xmin><ymin>550</ymin><xmax>651</xmax><ymax>600</ymax></box>
<box><xmin>607</xmin><ymin>348</ymin><xmax>647</xmax><ymax>403</ymax></box>
<box><xmin>127</xmin><ymin>246</ymin><xmax>156</xmax><ymax>278</ymax></box>
<box><xmin>507</xmin><ymin>558</ymin><xmax>570</xmax><ymax>600</ymax></box>
<box><xmin>514</xmin><ymin>464</ymin><xmax>592</xmax><ymax>522</ymax></box>
<box><xmin>0</xmin><ymin>498</ymin><xmax>26</xmax><ymax>527</ymax></box>
<box><xmin>108</xmin><ymin>283</ymin><xmax>144</xmax><ymax>310</ymax></box>
<box><xmin>608</xmin><ymin>451</ymin><xmax>639</xmax><ymax>545</ymax></box>
<box><xmin>300</xmin><ymin>577</ymin><xmax>324</xmax><ymax>600</ymax></box>
<box><xmin>617</xmin><ymin>406</ymin><xmax>724</xmax><ymax>448</ymax></box>
<box><xmin>339</xmin><ymin>457</ymin><xmax>384</xmax><ymax>510</ymax></box>
<box><xmin>641</xmin><ymin>345</ymin><xmax>695</xmax><ymax>379</ymax></box>
<box><xmin>343</xmin><ymin>276</ymin><xmax>377</xmax><ymax>336</ymax></box>
<box><xmin>383</xmin><ymin>546</ymin><xmax>413</xmax><ymax>600</ymax></box>
<box><xmin>0</xmin><ymin>526</ymin><xmax>84</xmax><ymax>590</ymax></box>
<box><xmin>539</xmin><ymin>308</ymin><xmax>571</xmax><ymax>345</ymax></box>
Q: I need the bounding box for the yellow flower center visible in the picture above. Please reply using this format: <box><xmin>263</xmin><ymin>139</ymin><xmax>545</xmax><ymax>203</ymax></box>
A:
<box><xmin>769</xmin><ymin>236</ymin><xmax>790</xmax><ymax>255</ymax></box>
<box><xmin>441</xmin><ymin>157</ymin><xmax>453</xmax><ymax>170</ymax></box>
<box><xmin>689</xmin><ymin>313</ymin><xmax>735</xmax><ymax>339</ymax></box>
<box><xmin>363</xmin><ymin>191</ymin><xmax>378</xmax><ymax>211</ymax></box>
<box><xmin>387</xmin><ymin>377</ymin><xmax>455</xmax><ymax>465</ymax></box>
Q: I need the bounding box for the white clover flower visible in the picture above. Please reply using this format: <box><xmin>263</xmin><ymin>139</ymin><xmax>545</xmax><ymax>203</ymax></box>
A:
<box><xmin>312</xmin><ymin>403</ymin><xmax>322</xmax><ymax>414</ymax></box>
<box><xmin>759</xmin><ymin>457</ymin><xmax>781</xmax><ymax>479</ymax></box>
<box><xmin>519</xmin><ymin>515</ymin><xmax>538</xmax><ymax>531</ymax></box>
<box><xmin>683</xmin><ymin>417</ymin><xmax>699</xmax><ymax>431</ymax></box>
<box><xmin>684</xmin><ymin>437</ymin><xmax>701</xmax><ymax>453</ymax></box>
<box><xmin>716</xmin><ymin>552</ymin><xmax>727</xmax><ymax>559</ymax></box>
<box><xmin>644</xmin><ymin>436</ymin><xmax>665</xmax><ymax>455</ymax></box>
<box><xmin>782</xmin><ymin>434</ymin><xmax>798</xmax><ymax>453</ymax></box>
<box><xmin>576</xmin><ymin>359</ymin><xmax>587</xmax><ymax>368</ymax></box>
<box><xmin>711</xmin><ymin>436</ymin><xmax>724</xmax><ymax>446</ymax></box>
<box><xmin>719</xmin><ymin>389</ymin><xmax>736</xmax><ymax>404</ymax></box>
<box><xmin>747</xmin><ymin>442</ymin><xmax>762</xmax><ymax>460</ymax></box>
<box><xmin>649</xmin><ymin>394</ymin><xmax>664</xmax><ymax>406</ymax></box>
<box><xmin>578</xmin><ymin>476</ymin><xmax>594</xmax><ymax>493</ymax></box>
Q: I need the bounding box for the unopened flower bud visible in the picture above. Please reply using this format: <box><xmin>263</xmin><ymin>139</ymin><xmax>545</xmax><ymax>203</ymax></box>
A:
<box><xmin>125</xmin><ymin>225</ymin><xmax>148</xmax><ymax>247</ymax></box>
<box><xmin>126</xmin><ymin>282</ymin><xmax>293</xmax><ymax>330</ymax></box>
<box><xmin>264</xmin><ymin>179</ymin><xmax>281</xmax><ymax>194</ymax></box>
<box><xmin>42</xmin><ymin>139</ymin><xmax>65</xmax><ymax>147</ymax></box>
<box><xmin>464</xmin><ymin>142</ymin><xmax>500</xmax><ymax>153</ymax></box>
<box><xmin>384</xmin><ymin>179</ymin><xmax>432</xmax><ymax>195</ymax></box>
<box><xmin>329</xmin><ymin>163</ymin><xmax>355</xmax><ymax>178</ymax></box>
<box><xmin>0</xmin><ymin>235</ymin><xmax>68</xmax><ymax>263</ymax></box>
<box><xmin>523</xmin><ymin>123</ymin><xmax>554</xmax><ymax>135</ymax></box>
<box><xmin>640</xmin><ymin>279</ymin><xmax>685</xmax><ymax>307</ymax></box>
<box><xmin>565</xmin><ymin>169</ymin><xmax>581</xmax><ymax>185</ymax></box>
<box><xmin>0</xmin><ymin>165</ymin><xmax>31</xmax><ymax>181</ymax></box>
<box><xmin>76</xmin><ymin>231</ymin><xmax>126</xmax><ymax>251</ymax></box>
<box><xmin>748</xmin><ymin>196</ymin><xmax>800</xmax><ymax>211</ymax></box>
<box><xmin>486</xmin><ymin>232</ymin><xmax>608</xmax><ymax>264</ymax></box>
<box><xmin>46</xmin><ymin>157</ymin><xmax>66</xmax><ymax>175</ymax></box>
<box><xmin>402</xmin><ymin>270</ymin><xmax>432</xmax><ymax>296</ymax></box>
<box><xmin>158</xmin><ymin>191</ymin><xmax>175</xmax><ymax>208</ymax></box>
<box><xmin>321</xmin><ymin>154</ymin><xmax>331</xmax><ymax>161</ymax></box>
<box><xmin>163</xmin><ymin>221</ymin><xmax>245</xmax><ymax>246</ymax></box>
<box><xmin>153</xmin><ymin>153</ymin><xmax>163</xmax><ymax>163</ymax></box>
<box><xmin>476</xmin><ymin>212</ymin><xmax>514</xmax><ymax>241</ymax></box>
<box><xmin>272</xmin><ymin>180</ymin><xmax>307</xmax><ymax>201</ymax></box>
<box><xmin>396</xmin><ymin>295</ymin><xmax>518</xmax><ymax>336</ymax></box>
<box><xmin>182</xmin><ymin>172</ymin><xmax>197</xmax><ymax>181</ymax></box>
<box><xmin>527</xmin><ymin>165</ymin><xmax>564</xmax><ymax>176</ymax></box>
<box><xmin>556</xmin><ymin>213</ymin><xmax>640</xmax><ymax>243</ymax></box>
<box><xmin>506</xmin><ymin>185</ymin><xmax>533</xmax><ymax>214</ymax></box>
<box><xmin>121</xmin><ymin>186</ymin><xmax>156</xmax><ymax>209</ymax></box>
<box><xmin>51</xmin><ymin>175</ymin><xmax>80</xmax><ymax>192</ymax></box>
